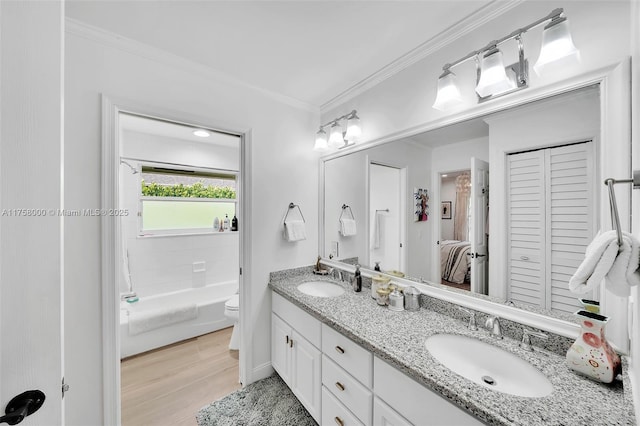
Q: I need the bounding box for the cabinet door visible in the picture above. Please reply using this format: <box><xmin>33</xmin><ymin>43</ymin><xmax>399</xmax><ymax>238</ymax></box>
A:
<box><xmin>291</xmin><ymin>330</ymin><xmax>322</xmax><ymax>422</ymax></box>
<box><xmin>271</xmin><ymin>313</ymin><xmax>291</xmax><ymax>385</ymax></box>
<box><xmin>373</xmin><ymin>397</ymin><xmax>412</xmax><ymax>426</ymax></box>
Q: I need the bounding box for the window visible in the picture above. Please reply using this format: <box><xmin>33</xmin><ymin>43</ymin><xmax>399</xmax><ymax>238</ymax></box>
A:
<box><xmin>139</xmin><ymin>166</ymin><xmax>237</xmax><ymax>235</ymax></box>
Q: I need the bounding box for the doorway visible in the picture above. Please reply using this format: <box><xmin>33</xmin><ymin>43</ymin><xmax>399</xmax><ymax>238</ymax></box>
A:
<box><xmin>368</xmin><ymin>162</ymin><xmax>406</xmax><ymax>273</ymax></box>
<box><xmin>102</xmin><ymin>99</ymin><xmax>248</xmax><ymax>425</ymax></box>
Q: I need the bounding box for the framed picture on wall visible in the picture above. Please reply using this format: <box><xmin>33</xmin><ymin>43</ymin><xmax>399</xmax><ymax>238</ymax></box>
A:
<box><xmin>441</xmin><ymin>201</ymin><xmax>452</xmax><ymax>219</ymax></box>
<box><xmin>414</xmin><ymin>188</ymin><xmax>429</xmax><ymax>222</ymax></box>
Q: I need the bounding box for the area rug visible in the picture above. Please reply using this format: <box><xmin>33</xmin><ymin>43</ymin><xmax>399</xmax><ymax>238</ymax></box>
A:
<box><xmin>196</xmin><ymin>374</ymin><xmax>318</xmax><ymax>426</ymax></box>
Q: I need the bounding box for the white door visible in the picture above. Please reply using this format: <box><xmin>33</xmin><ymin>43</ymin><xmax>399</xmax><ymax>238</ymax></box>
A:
<box><xmin>369</xmin><ymin>164</ymin><xmax>403</xmax><ymax>272</ymax></box>
<box><xmin>1</xmin><ymin>1</ymin><xmax>64</xmax><ymax>424</ymax></box>
<box><xmin>470</xmin><ymin>158</ymin><xmax>489</xmax><ymax>294</ymax></box>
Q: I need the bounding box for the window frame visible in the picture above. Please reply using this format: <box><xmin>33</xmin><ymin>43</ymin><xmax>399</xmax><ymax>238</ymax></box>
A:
<box><xmin>137</xmin><ymin>163</ymin><xmax>238</xmax><ymax>237</ymax></box>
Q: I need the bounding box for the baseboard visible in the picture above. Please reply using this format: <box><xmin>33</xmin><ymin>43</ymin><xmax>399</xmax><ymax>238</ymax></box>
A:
<box><xmin>250</xmin><ymin>362</ymin><xmax>274</xmax><ymax>384</ymax></box>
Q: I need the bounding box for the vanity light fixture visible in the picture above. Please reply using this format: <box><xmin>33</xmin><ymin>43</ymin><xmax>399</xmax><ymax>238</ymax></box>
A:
<box><xmin>193</xmin><ymin>129</ymin><xmax>210</xmax><ymax>138</ymax></box>
<box><xmin>314</xmin><ymin>110</ymin><xmax>362</xmax><ymax>152</ymax></box>
<box><xmin>432</xmin><ymin>8</ymin><xmax>579</xmax><ymax>110</ymax></box>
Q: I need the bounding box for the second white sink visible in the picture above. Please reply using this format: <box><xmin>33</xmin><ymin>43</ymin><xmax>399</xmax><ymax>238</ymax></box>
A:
<box><xmin>297</xmin><ymin>281</ymin><xmax>345</xmax><ymax>298</ymax></box>
<box><xmin>425</xmin><ymin>333</ymin><xmax>553</xmax><ymax>398</ymax></box>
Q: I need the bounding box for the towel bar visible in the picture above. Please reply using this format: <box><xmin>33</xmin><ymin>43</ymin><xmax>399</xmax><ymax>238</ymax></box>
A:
<box><xmin>604</xmin><ymin>170</ymin><xmax>640</xmax><ymax>246</ymax></box>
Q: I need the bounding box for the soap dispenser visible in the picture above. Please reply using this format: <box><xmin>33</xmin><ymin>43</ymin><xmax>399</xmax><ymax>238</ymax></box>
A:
<box><xmin>231</xmin><ymin>214</ymin><xmax>238</xmax><ymax>231</ymax></box>
<box><xmin>352</xmin><ymin>264</ymin><xmax>362</xmax><ymax>292</ymax></box>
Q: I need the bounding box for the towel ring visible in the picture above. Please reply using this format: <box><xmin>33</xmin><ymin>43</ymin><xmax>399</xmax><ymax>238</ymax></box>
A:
<box><xmin>339</xmin><ymin>204</ymin><xmax>354</xmax><ymax>221</ymax></box>
<box><xmin>283</xmin><ymin>202</ymin><xmax>305</xmax><ymax>223</ymax></box>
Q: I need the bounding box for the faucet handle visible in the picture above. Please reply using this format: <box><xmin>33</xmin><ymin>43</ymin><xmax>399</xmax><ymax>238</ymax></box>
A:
<box><xmin>520</xmin><ymin>328</ymin><xmax>548</xmax><ymax>351</ymax></box>
<box><xmin>458</xmin><ymin>307</ymin><xmax>478</xmax><ymax>331</ymax></box>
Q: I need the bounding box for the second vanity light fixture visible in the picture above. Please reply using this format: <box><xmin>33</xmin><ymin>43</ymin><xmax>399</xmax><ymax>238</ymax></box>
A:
<box><xmin>432</xmin><ymin>8</ymin><xmax>579</xmax><ymax>111</ymax></box>
<box><xmin>314</xmin><ymin>110</ymin><xmax>362</xmax><ymax>152</ymax></box>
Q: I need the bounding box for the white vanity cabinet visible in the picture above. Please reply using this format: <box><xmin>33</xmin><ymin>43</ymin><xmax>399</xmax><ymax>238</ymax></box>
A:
<box><xmin>271</xmin><ymin>293</ymin><xmax>322</xmax><ymax>422</ymax></box>
<box><xmin>271</xmin><ymin>291</ymin><xmax>483</xmax><ymax>426</ymax></box>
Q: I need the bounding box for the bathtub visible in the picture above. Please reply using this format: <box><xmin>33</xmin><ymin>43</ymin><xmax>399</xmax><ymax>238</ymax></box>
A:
<box><xmin>120</xmin><ymin>280</ymin><xmax>237</xmax><ymax>358</ymax></box>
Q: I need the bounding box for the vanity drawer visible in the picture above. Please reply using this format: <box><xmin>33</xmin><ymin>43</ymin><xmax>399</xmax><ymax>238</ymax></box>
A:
<box><xmin>273</xmin><ymin>292</ymin><xmax>321</xmax><ymax>348</ymax></box>
<box><xmin>374</xmin><ymin>357</ymin><xmax>482</xmax><ymax>425</ymax></box>
<box><xmin>322</xmin><ymin>355</ymin><xmax>372</xmax><ymax>425</ymax></box>
<box><xmin>322</xmin><ymin>324</ymin><xmax>373</xmax><ymax>387</ymax></box>
<box><xmin>322</xmin><ymin>386</ymin><xmax>365</xmax><ymax>426</ymax></box>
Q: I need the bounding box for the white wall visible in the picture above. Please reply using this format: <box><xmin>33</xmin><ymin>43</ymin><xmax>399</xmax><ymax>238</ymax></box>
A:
<box><xmin>120</xmin><ymin>131</ymin><xmax>240</xmax><ymax>297</ymax></box>
<box><xmin>64</xmin><ymin>26</ymin><xmax>318</xmax><ymax>425</ymax></box>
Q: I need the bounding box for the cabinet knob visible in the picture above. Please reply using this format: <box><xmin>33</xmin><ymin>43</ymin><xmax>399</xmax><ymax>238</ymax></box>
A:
<box><xmin>335</xmin><ymin>345</ymin><xmax>345</xmax><ymax>354</ymax></box>
<box><xmin>335</xmin><ymin>382</ymin><xmax>345</xmax><ymax>392</ymax></box>
<box><xmin>334</xmin><ymin>416</ymin><xmax>344</xmax><ymax>426</ymax></box>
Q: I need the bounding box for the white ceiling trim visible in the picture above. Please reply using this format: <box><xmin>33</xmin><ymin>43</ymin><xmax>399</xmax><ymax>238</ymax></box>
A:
<box><xmin>65</xmin><ymin>18</ymin><xmax>319</xmax><ymax>114</ymax></box>
<box><xmin>319</xmin><ymin>0</ymin><xmax>524</xmax><ymax>114</ymax></box>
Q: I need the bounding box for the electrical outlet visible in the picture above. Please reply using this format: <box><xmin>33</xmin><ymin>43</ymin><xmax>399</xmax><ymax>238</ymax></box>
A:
<box><xmin>193</xmin><ymin>261</ymin><xmax>205</xmax><ymax>273</ymax></box>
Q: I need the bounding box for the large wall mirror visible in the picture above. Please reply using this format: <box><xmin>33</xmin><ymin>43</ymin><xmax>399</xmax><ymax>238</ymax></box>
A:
<box><xmin>320</xmin><ymin>61</ymin><xmax>632</xmax><ymax>351</ymax></box>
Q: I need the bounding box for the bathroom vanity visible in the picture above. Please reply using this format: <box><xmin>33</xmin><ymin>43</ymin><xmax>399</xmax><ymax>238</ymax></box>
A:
<box><xmin>269</xmin><ymin>267</ymin><xmax>635</xmax><ymax>426</ymax></box>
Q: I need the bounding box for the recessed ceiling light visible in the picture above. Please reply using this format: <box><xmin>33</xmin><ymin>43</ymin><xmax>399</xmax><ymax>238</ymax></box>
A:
<box><xmin>193</xmin><ymin>129</ymin><xmax>210</xmax><ymax>138</ymax></box>
<box><xmin>442</xmin><ymin>174</ymin><xmax>448</xmax><ymax>177</ymax></box>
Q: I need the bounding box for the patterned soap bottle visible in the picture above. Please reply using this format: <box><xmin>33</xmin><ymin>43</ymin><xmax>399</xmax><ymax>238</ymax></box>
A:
<box><xmin>565</xmin><ymin>310</ymin><xmax>621</xmax><ymax>383</ymax></box>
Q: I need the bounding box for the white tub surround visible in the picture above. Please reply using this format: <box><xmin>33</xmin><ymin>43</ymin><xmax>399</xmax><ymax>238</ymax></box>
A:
<box><xmin>120</xmin><ymin>280</ymin><xmax>237</xmax><ymax>358</ymax></box>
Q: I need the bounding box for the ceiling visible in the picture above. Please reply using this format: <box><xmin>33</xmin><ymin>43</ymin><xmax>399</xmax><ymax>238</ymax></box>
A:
<box><xmin>66</xmin><ymin>0</ymin><xmax>495</xmax><ymax>108</ymax></box>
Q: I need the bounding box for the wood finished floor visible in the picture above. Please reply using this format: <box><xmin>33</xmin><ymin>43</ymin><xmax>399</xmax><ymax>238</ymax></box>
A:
<box><xmin>121</xmin><ymin>327</ymin><xmax>241</xmax><ymax>426</ymax></box>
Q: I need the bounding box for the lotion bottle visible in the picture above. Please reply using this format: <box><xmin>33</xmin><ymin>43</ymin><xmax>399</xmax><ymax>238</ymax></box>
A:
<box><xmin>352</xmin><ymin>264</ymin><xmax>362</xmax><ymax>292</ymax></box>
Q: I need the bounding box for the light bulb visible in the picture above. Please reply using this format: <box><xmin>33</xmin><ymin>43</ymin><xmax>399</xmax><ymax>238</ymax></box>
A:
<box><xmin>475</xmin><ymin>48</ymin><xmax>515</xmax><ymax>98</ymax></box>
<box><xmin>432</xmin><ymin>69</ymin><xmax>463</xmax><ymax>111</ymax></box>
<box><xmin>534</xmin><ymin>17</ymin><xmax>580</xmax><ymax>75</ymax></box>
<box><xmin>344</xmin><ymin>112</ymin><xmax>362</xmax><ymax>142</ymax></box>
<box><xmin>328</xmin><ymin>121</ymin><xmax>344</xmax><ymax>148</ymax></box>
<box><xmin>313</xmin><ymin>128</ymin><xmax>328</xmax><ymax>152</ymax></box>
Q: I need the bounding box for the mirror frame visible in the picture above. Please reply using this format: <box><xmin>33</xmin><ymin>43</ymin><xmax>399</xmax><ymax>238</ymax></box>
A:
<box><xmin>319</xmin><ymin>59</ymin><xmax>631</xmax><ymax>353</ymax></box>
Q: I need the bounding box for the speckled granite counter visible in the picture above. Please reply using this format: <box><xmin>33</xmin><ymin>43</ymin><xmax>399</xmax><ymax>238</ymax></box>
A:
<box><xmin>269</xmin><ymin>267</ymin><xmax>636</xmax><ymax>426</ymax></box>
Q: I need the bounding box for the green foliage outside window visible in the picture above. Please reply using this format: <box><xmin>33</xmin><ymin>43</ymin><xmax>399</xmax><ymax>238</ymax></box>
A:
<box><xmin>141</xmin><ymin>181</ymin><xmax>236</xmax><ymax>199</ymax></box>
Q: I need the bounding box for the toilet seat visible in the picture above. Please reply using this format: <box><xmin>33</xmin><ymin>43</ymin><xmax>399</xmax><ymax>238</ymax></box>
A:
<box><xmin>225</xmin><ymin>294</ymin><xmax>239</xmax><ymax>311</ymax></box>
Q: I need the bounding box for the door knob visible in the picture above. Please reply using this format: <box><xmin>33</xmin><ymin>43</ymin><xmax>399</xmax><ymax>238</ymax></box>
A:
<box><xmin>0</xmin><ymin>390</ymin><xmax>45</xmax><ymax>425</ymax></box>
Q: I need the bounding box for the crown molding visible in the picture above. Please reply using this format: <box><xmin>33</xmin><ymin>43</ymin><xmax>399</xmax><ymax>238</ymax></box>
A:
<box><xmin>319</xmin><ymin>0</ymin><xmax>524</xmax><ymax>114</ymax></box>
<box><xmin>65</xmin><ymin>18</ymin><xmax>319</xmax><ymax>114</ymax></box>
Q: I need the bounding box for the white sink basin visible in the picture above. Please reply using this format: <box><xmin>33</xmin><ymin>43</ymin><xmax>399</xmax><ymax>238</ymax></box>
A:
<box><xmin>297</xmin><ymin>281</ymin><xmax>345</xmax><ymax>298</ymax></box>
<box><xmin>425</xmin><ymin>334</ymin><xmax>553</xmax><ymax>398</ymax></box>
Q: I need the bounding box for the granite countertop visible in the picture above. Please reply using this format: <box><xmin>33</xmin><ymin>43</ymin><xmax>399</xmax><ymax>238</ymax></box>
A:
<box><xmin>269</xmin><ymin>268</ymin><xmax>635</xmax><ymax>426</ymax></box>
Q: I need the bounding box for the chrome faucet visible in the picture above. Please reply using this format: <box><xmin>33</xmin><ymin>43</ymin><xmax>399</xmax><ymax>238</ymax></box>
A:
<box><xmin>458</xmin><ymin>307</ymin><xmax>478</xmax><ymax>331</ymax></box>
<box><xmin>485</xmin><ymin>316</ymin><xmax>503</xmax><ymax>339</ymax></box>
<box><xmin>520</xmin><ymin>328</ymin><xmax>548</xmax><ymax>351</ymax></box>
<box><xmin>333</xmin><ymin>269</ymin><xmax>344</xmax><ymax>282</ymax></box>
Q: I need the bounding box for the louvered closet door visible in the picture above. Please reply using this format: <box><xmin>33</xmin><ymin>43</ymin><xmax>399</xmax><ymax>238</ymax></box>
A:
<box><xmin>507</xmin><ymin>142</ymin><xmax>595</xmax><ymax>314</ymax></box>
<box><xmin>507</xmin><ymin>150</ymin><xmax>547</xmax><ymax>307</ymax></box>
<box><xmin>546</xmin><ymin>143</ymin><xmax>595</xmax><ymax>314</ymax></box>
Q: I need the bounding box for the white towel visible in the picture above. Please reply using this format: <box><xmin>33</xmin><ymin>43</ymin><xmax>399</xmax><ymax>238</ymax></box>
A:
<box><xmin>569</xmin><ymin>230</ymin><xmax>640</xmax><ymax>296</ymax></box>
<box><xmin>284</xmin><ymin>220</ymin><xmax>307</xmax><ymax>242</ymax></box>
<box><xmin>606</xmin><ymin>232</ymin><xmax>640</xmax><ymax>296</ymax></box>
<box><xmin>340</xmin><ymin>218</ymin><xmax>357</xmax><ymax>237</ymax></box>
<box><xmin>373</xmin><ymin>212</ymin><xmax>382</xmax><ymax>249</ymax></box>
<box><xmin>128</xmin><ymin>303</ymin><xmax>198</xmax><ymax>335</ymax></box>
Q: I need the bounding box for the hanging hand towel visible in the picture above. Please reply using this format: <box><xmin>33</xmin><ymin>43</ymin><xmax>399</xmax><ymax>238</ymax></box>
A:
<box><xmin>605</xmin><ymin>232</ymin><xmax>640</xmax><ymax>297</ymax></box>
<box><xmin>340</xmin><ymin>218</ymin><xmax>357</xmax><ymax>237</ymax></box>
<box><xmin>373</xmin><ymin>211</ymin><xmax>382</xmax><ymax>249</ymax></box>
<box><xmin>569</xmin><ymin>230</ymin><xmax>640</xmax><ymax>296</ymax></box>
<box><xmin>284</xmin><ymin>219</ymin><xmax>307</xmax><ymax>242</ymax></box>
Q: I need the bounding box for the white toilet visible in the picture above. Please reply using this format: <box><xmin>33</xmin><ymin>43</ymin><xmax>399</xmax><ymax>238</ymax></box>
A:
<box><xmin>224</xmin><ymin>294</ymin><xmax>240</xmax><ymax>350</ymax></box>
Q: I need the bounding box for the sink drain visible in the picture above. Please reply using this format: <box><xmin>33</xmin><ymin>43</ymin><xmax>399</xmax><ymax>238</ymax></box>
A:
<box><xmin>482</xmin><ymin>375</ymin><xmax>496</xmax><ymax>386</ymax></box>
